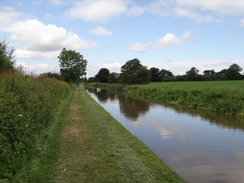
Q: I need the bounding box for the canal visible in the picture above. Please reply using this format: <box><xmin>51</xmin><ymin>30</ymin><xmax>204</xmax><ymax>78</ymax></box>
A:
<box><xmin>86</xmin><ymin>88</ymin><xmax>244</xmax><ymax>183</ymax></box>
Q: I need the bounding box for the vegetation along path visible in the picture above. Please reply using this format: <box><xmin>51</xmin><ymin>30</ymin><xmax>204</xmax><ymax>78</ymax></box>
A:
<box><xmin>54</xmin><ymin>87</ymin><xmax>185</xmax><ymax>183</ymax></box>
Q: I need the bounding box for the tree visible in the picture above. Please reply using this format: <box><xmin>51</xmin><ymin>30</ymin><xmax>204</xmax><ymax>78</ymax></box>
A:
<box><xmin>225</xmin><ymin>64</ymin><xmax>243</xmax><ymax>80</ymax></box>
<box><xmin>119</xmin><ymin>58</ymin><xmax>151</xmax><ymax>84</ymax></box>
<box><xmin>203</xmin><ymin>69</ymin><xmax>216</xmax><ymax>81</ymax></box>
<box><xmin>95</xmin><ymin>68</ymin><xmax>110</xmax><ymax>83</ymax></box>
<box><xmin>108</xmin><ymin>72</ymin><xmax>120</xmax><ymax>84</ymax></box>
<box><xmin>159</xmin><ymin>69</ymin><xmax>174</xmax><ymax>82</ymax></box>
<box><xmin>0</xmin><ymin>41</ymin><xmax>15</xmax><ymax>72</ymax></box>
<box><xmin>186</xmin><ymin>67</ymin><xmax>199</xmax><ymax>81</ymax></box>
<box><xmin>150</xmin><ymin>67</ymin><xmax>161</xmax><ymax>82</ymax></box>
<box><xmin>58</xmin><ymin>48</ymin><xmax>87</xmax><ymax>83</ymax></box>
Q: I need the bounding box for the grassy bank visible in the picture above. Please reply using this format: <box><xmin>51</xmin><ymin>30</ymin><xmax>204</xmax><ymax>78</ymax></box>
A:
<box><xmin>54</xmin><ymin>87</ymin><xmax>185</xmax><ymax>183</ymax></box>
<box><xmin>123</xmin><ymin>81</ymin><xmax>244</xmax><ymax>117</ymax></box>
<box><xmin>0</xmin><ymin>72</ymin><xmax>72</xmax><ymax>182</ymax></box>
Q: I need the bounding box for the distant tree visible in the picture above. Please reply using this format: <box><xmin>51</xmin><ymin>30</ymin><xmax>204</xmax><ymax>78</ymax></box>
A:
<box><xmin>216</xmin><ymin>69</ymin><xmax>228</xmax><ymax>80</ymax></box>
<box><xmin>135</xmin><ymin>66</ymin><xmax>151</xmax><ymax>84</ymax></box>
<box><xmin>175</xmin><ymin>75</ymin><xmax>186</xmax><ymax>81</ymax></box>
<box><xmin>203</xmin><ymin>69</ymin><xmax>215</xmax><ymax>76</ymax></box>
<box><xmin>0</xmin><ymin>41</ymin><xmax>15</xmax><ymax>72</ymax></box>
<box><xmin>203</xmin><ymin>69</ymin><xmax>216</xmax><ymax>80</ymax></box>
<box><xmin>186</xmin><ymin>67</ymin><xmax>199</xmax><ymax>81</ymax></box>
<box><xmin>119</xmin><ymin>58</ymin><xmax>151</xmax><ymax>84</ymax></box>
<box><xmin>108</xmin><ymin>72</ymin><xmax>120</xmax><ymax>84</ymax></box>
<box><xmin>58</xmin><ymin>48</ymin><xmax>87</xmax><ymax>83</ymax></box>
<box><xmin>159</xmin><ymin>69</ymin><xmax>174</xmax><ymax>81</ymax></box>
<box><xmin>225</xmin><ymin>64</ymin><xmax>243</xmax><ymax>80</ymax></box>
<box><xmin>88</xmin><ymin>77</ymin><xmax>96</xmax><ymax>83</ymax></box>
<box><xmin>150</xmin><ymin>67</ymin><xmax>161</xmax><ymax>82</ymax></box>
<box><xmin>95</xmin><ymin>68</ymin><xmax>110</xmax><ymax>83</ymax></box>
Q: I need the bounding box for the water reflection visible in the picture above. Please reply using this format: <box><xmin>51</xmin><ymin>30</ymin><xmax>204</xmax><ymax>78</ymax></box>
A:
<box><xmin>86</xmin><ymin>88</ymin><xmax>244</xmax><ymax>183</ymax></box>
<box><xmin>87</xmin><ymin>88</ymin><xmax>150</xmax><ymax>120</ymax></box>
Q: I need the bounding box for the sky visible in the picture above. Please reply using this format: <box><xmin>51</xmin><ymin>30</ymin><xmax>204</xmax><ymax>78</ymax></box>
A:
<box><xmin>1</xmin><ymin>0</ymin><xmax>244</xmax><ymax>78</ymax></box>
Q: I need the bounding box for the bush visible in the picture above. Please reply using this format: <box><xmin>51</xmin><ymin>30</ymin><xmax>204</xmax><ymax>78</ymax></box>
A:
<box><xmin>0</xmin><ymin>72</ymin><xmax>71</xmax><ymax>181</ymax></box>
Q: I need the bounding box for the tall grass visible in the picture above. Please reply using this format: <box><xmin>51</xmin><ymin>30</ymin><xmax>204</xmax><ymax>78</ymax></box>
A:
<box><xmin>0</xmin><ymin>72</ymin><xmax>71</xmax><ymax>182</ymax></box>
<box><xmin>123</xmin><ymin>82</ymin><xmax>244</xmax><ymax>117</ymax></box>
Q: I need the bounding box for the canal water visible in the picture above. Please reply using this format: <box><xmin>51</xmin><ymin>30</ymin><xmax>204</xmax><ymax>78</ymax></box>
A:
<box><xmin>86</xmin><ymin>88</ymin><xmax>244</xmax><ymax>183</ymax></box>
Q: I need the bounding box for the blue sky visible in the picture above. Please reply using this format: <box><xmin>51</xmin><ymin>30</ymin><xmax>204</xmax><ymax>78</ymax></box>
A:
<box><xmin>1</xmin><ymin>0</ymin><xmax>244</xmax><ymax>77</ymax></box>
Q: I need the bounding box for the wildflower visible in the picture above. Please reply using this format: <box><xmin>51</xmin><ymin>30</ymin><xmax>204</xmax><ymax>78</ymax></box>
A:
<box><xmin>18</xmin><ymin>114</ymin><xmax>23</xmax><ymax>117</ymax></box>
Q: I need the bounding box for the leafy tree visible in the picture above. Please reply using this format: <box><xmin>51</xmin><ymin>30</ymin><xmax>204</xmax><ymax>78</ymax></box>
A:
<box><xmin>0</xmin><ymin>41</ymin><xmax>15</xmax><ymax>72</ymax></box>
<box><xmin>150</xmin><ymin>67</ymin><xmax>161</xmax><ymax>82</ymax></box>
<box><xmin>95</xmin><ymin>68</ymin><xmax>110</xmax><ymax>83</ymax></box>
<box><xmin>108</xmin><ymin>72</ymin><xmax>120</xmax><ymax>84</ymax></box>
<box><xmin>159</xmin><ymin>69</ymin><xmax>174</xmax><ymax>82</ymax></box>
<box><xmin>203</xmin><ymin>69</ymin><xmax>216</xmax><ymax>80</ymax></box>
<box><xmin>58</xmin><ymin>48</ymin><xmax>87</xmax><ymax>83</ymax></box>
<box><xmin>119</xmin><ymin>58</ymin><xmax>151</xmax><ymax>84</ymax></box>
<box><xmin>88</xmin><ymin>77</ymin><xmax>96</xmax><ymax>83</ymax></box>
<box><xmin>225</xmin><ymin>64</ymin><xmax>243</xmax><ymax>80</ymax></box>
<box><xmin>186</xmin><ymin>67</ymin><xmax>199</xmax><ymax>81</ymax></box>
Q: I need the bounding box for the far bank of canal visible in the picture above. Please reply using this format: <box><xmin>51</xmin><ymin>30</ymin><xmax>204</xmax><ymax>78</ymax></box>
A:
<box><xmin>86</xmin><ymin>87</ymin><xmax>244</xmax><ymax>183</ymax></box>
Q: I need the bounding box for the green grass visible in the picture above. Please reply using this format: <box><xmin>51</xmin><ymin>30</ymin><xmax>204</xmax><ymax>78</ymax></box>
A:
<box><xmin>0</xmin><ymin>72</ymin><xmax>72</xmax><ymax>182</ymax></box>
<box><xmin>54</xmin><ymin>87</ymin><xmax>186</xmax><ymax>183</ymax></box>
<box><xmin>123</xmin><ymin>80</ymin><xmax>244</xmax><ymax>117</ymax></box>
<box><xmin>150</xmin><ymin>80</ymin><xmax>244</xmax><ymax>89</ymax></box>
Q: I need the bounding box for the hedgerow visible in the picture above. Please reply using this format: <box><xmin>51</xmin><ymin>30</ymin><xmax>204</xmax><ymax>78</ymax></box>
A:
<box><xmin>0</xmin><ymin>72</ymin><xmax>71</xmax><ymax>182</ymax></box>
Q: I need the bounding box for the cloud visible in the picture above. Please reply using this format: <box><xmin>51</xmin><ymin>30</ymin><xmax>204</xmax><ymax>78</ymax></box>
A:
<box><xmin>240</xmin><ymin>18</ymin><xmax>244</xmax><ymax>26</ymax></box>
<box><xmin>129</xmin><ymin>43</ymin><xmax>147</xmax><ymax>52</ymax></box>
<box><xmin>0</xmin><ymin>7</ymin><xmax>23</xmax><ymax>31</ymax></box>
<box><xmin>65</xmin><ymin>0</ymin><xmax>130</xmax><ymax>22</ymax></box>
<box><xmin>147</xmin><ymin>0</ymin><xmax>244</xmax><ymax>22</ymax></box>
<box><xmin>177</xmin><ymin>0</ymin><xmax>244</xmax><ymax>15</ymax></box>
<box><xmin>89</xmin><ymin>26</ymin><xmax>113</xmax><ymax>36</ymax></box>
<box><xmin>15</xmin><ymin>61</ymin><xmax>59</xmax><ymax>74</ymax></box>
<box><xmin>8</xmin><ymin>19</ymin><xmax>97</xmax><ymax>59</ymax></box>
<box><xmin>102</xmin><ymin>62</ymin><xmax>121</xmax><ymax>71</ymax></box>
<box><xmin>152</xmin><ymin>31</ymin><xmax>190</xmax><ymax>48</ymax></box>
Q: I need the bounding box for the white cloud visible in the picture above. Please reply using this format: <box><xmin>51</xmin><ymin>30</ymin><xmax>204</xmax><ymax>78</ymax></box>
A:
<box><xmin>240</xmin><ymin>18</ymin><xmax>244</xmax><ymax>26</ymax></box>
<box><xmin>148</xmin><ymin>0</ymin><xmax>244</xmax><ymax>22</ymax></box>
<box><xmin>15</xmin><ymin>61</ymin><xmax>59</xmax><ymax>74</ymax></box>
<box><xmin>129</xmin><ymin>43</ymin><xmax>147</xmax><ymax>52</ymax></box>
<box><xmin>102</xmin><ymin>62</ymin><xmax>121</xmax><ymax>72</ymax></box>
<box><xmin>8</xmin><ymin>19</ymin><xmax>97</xmax><ymax>59</ymax></box>
<box><xmin>0</xmin><ymin>7</ymin><xmax>23</xmax><ymax>31</ymax></box>
<box><xmin>65</xmin><ymin>0</ymin><xmax>130</xmax><ymax>22</ymax></box>
<box><xmin>152</xmin><ymin>31</ymin><xmax>190</xmax><ymax>48</ymax></box>
<box><xmin>177</xmin><ymin>0</ymin><xmax>244</xmax><ymax>15</ymax></box>
<box><xmin>89</xmin><ymin>26</ymin><xmax>113</xmax><ymax>36</ymax></box>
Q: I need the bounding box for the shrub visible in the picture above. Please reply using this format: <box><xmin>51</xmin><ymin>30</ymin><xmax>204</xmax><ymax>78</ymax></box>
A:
<box><xmin>0</xmin><ymin>72</ymin><xmax>71</xmax><ymax>181</ymax></box>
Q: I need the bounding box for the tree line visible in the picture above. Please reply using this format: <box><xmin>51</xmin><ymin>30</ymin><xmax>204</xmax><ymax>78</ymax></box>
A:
<box><xmin>1</xmin><ymin>40</ymin><xmax>243</xmax><ymax>85</ymax></box>
<box><xmin>89</xmin><ymin>58</ymin><xmax>244</xmax><ymax>84</ymax></box>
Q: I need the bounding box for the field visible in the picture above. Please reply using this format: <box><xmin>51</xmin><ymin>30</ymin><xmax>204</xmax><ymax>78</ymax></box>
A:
<box><xmin>123</xmin><ymin>80</ymin><xmax>244</xmax><ymax>117</ymax></box>
<box><xmin>150</xmin><ymin>80</ymin><xmax>244</xmax><ymax>89</ymax></box>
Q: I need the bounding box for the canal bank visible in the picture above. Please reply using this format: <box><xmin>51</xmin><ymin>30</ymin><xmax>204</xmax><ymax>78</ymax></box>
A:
<box><xmin>54</xmin><ymin>87</ymin><xmax>185</xmax><ymax>183</ymax></box>
<box><xmin>86</xmin><ymin>87</ymin><xmax>244</xmax><ymax>183</ymax></box>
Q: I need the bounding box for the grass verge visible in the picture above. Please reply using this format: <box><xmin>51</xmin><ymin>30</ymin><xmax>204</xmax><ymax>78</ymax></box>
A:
<box><xmin>54</xmin><ymin>87</ymin><xmax>186</xmax><ymax>183</ymax></box>
<box><xmin>12</xmin><ymin>88</ymin><xmax>74</xmax><ymax>183</ymax></box>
